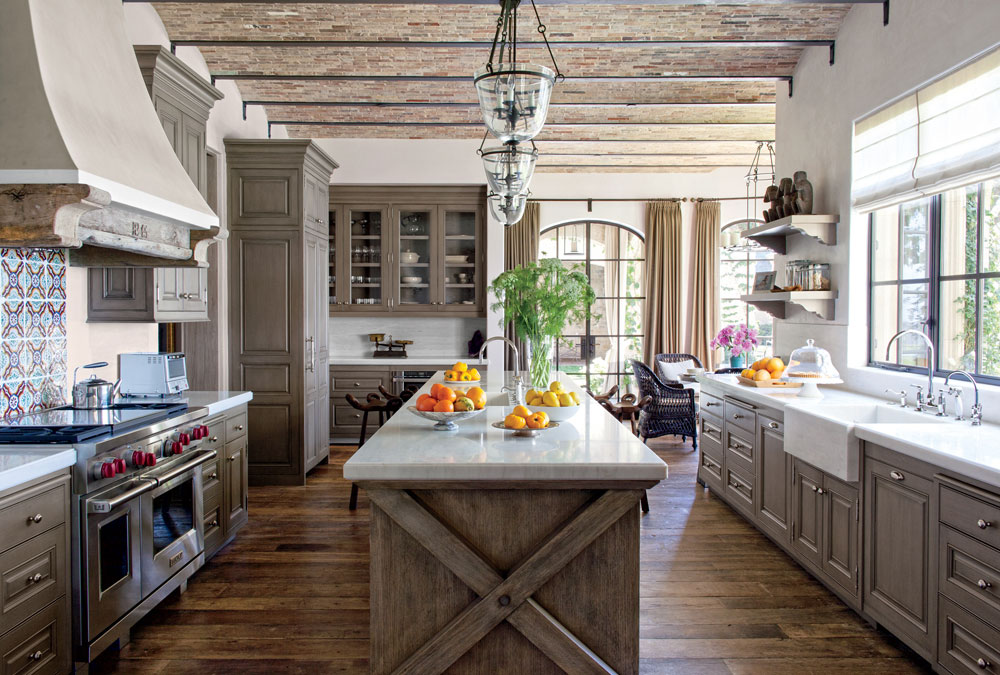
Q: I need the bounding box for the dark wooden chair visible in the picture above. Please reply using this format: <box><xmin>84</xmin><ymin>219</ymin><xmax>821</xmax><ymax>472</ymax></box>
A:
<box><xmin>345</xmin><ymin>393</ymin><xmax>403</xmax><ymax>510</ymax></box>
<box><xmin>630</xmin><ymin>359</ymin><xmax>698</xmax><ymax>452</ymax></box>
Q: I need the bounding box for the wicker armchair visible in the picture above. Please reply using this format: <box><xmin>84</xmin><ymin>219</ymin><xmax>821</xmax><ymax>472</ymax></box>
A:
<box><xmin>630</xmin><ymin>360</ymin><xmax>698</xmax><ymax>451</ymax></box>
<box><xmin>653</xmin><ymin>353</ymin><xmax>703</xmax><ymax>383</ymax></box>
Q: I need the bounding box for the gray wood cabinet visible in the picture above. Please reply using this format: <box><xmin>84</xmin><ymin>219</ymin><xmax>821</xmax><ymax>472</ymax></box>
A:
<box><xmin>822</xmin><ymin>474</ymin><xmax>859</xmax><ymax>597</ymax></box>
<box><xmin>0</xmin><ymin>471</ymin><xmax>71</xmax><ymax>675</ymax></box>
<box><xmin>88</xmin><ymin>46</ymin><xmax>221</xmax><ymax>325</ymax></box>
<box><xmin>864</xmin><ymin>445</ymin><xmax>937</xmax><ymax>662</ymax></box>
<box><xmin>791</xmin><ymin>458</ymin><xmax>825</xmax><ymax>569</ymax></box>
<box><xmin>201</xmin><ymin>405</ymin><xmax>250</xmax><ymax>559</ymax></box>
<box><xmin>226</xmin><ymin>140</ymin><xmax>338</xmax><ymax>486</ymax></box>
<box><xmin>755</xmin><ymin>415</ymin><xmax>790</xmax><ymax>543</ymax></box>
<box><xmin>329</xmin><ymin>186</ymin><xmax>487</xmax><ymax>317</ymax></box>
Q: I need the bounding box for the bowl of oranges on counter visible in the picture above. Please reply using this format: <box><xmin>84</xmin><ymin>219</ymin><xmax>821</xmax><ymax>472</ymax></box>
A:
<box><xmin>523</xmin><ymin>381</ymin><xmax>582</xmax><ymax>421</ymax></box>
<box><xmin>443</xmin><ymin>362</ymin><xmax>481</xmax><ymax>383</ymax></box>
<box><xmin>737</xmin><ymin>358</ymin><xmax>801</xmax><ymax>389</ymax></box>
<box><xmin>409</xmin><ymin>383</ymin><xmax>487</xmax><ymax>430</ymax></box>
<box><xmin>493</xmin><ymin>405</ymin><xmax>560</xmax><ymax>438</ymax></box>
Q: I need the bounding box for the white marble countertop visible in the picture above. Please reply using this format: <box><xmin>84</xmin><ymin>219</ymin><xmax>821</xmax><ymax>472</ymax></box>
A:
<box><xmin>120</xmin><ymin>390</ymin><xmax>252</xmax><ymax>417</ymax></box>
<box><xmin>698</xmin><ymin>373</ymin><xmax>1000</xmax><ymax>488</ymax></box>
<box><xmin>0</xmin><ymin>448</ymin><xmax>75</xmax><ymax>493</ymax></box>
<box><xmin>343</xmin><ymin>372</ymin><xmax>667</xmax><ymax>482</ymax></box>
<box><xmin>331</xmin><ymin>356</ymin><xmax>475</xmax><ymax>366</ymax></box>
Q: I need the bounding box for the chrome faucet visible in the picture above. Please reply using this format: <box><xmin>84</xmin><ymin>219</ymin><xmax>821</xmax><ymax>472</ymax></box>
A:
<box><xmin>944</xmin><ymin>370</ymin><xmax>982</xmax><ymax>426</ymax></box>
<box><xmin>477</xmin><ymin>336</ymin><xmax>524</xmax><ymax>405</ymax></box>
<box><xmin>885</xmin><ymin>329</ymin><xmax>939</xmax><ymax>413</ymax></box>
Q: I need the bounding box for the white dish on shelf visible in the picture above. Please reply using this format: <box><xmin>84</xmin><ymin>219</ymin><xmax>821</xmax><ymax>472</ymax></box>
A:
<box><xmin>400</xmin><ymin>252</ymin><xmax>420</xmax><ymax>264</ymax></box>
<box><xmin>401</xmin><ymin>276</ymin><xmax>422</xmax><ymax>284</ymax></box>
<box><xmin>445</xmin><ymin>255</ymin><xmax>469</xmax><ymax>264</ymax></box>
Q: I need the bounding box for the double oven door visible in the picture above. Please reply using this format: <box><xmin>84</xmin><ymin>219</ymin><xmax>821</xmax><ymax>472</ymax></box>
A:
<box><xmin>81</xmin><ymin>451</ymin><xmax>210</xmax><ymax>642</ymax></box>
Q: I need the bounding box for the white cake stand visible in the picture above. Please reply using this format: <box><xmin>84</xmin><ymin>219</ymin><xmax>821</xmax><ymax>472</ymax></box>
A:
<box><xmin>783</xmin><ymin>377</ymin><xmax>844</xmax><ymax>399</ymax></box>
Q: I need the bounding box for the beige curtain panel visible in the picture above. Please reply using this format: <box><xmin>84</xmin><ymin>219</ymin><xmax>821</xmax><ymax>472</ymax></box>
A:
<box><xmin>503</xmin><ymin>201</ymin><xmax>540</xmax><ymax>370</ymax></box>
<box><xmin>689</xmin><ymin>200</ymin><xmax>721</xmax><ymax>370</ymax></box>
<box><xmin>642</xmin><ymin>200</ymin><xmax>682</xmax><ymax>364</ymax></box>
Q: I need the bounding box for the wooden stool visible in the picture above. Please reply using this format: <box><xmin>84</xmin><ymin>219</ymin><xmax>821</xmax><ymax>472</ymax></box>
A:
<box><xmin>345</xmin><ymin>393</ymin><xmax>400</xmax><ymax>510</ymax></box>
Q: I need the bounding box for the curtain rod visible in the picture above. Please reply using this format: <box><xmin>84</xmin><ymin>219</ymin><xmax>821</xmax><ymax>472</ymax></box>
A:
<box><xmin>529</xmin><ymin>196</ymin><xmax>759</xmax><ymax>203</ymax></box>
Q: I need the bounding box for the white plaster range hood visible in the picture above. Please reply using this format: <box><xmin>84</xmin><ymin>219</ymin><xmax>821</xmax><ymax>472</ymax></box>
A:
<box><xmin>0</xmin><ymin>0</ymin><xmax>219</xmax><ymax>266</ymax></box>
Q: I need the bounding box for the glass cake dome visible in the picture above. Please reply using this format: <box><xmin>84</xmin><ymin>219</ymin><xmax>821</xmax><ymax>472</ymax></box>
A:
<box><xmin>782</xmin><ymin>339</ymin><xmax>841</xmax><ymax>380</ymax></box>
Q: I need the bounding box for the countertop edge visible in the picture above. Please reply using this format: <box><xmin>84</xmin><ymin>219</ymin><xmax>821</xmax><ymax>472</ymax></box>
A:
<box><xmin>182</xmin><ymin>391</ymin><xmax>253</xmax><ymax>417</ymax></box>
<box><xmin>343</xmin><ymin>464</ymin><xmax>668</xmax><ymax>482</ymax></box>
<box><xmin>0</xmin><ymin>449</ymin><xmax>76</xmax><ymax>493</ymax></box>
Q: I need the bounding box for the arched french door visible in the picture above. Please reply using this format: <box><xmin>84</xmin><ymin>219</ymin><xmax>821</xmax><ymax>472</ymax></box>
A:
<box><xmin>539</xmin><ymin>220</ymin><xmax>645</xmax><ymax>394</ymax></box>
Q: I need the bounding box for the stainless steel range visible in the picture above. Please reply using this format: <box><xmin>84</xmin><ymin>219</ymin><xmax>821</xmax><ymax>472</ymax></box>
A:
<box><xmin>0</xmin><ymin>403</ymin><xmax>215</xmax><ymax>666</ymax></box>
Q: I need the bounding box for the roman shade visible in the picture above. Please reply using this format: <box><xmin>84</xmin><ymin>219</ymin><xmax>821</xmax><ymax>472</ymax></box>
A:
<box><xmin>852</xmin><ymin>46</ymin><xmax>1000</xmax><ymax>213</ymax></box>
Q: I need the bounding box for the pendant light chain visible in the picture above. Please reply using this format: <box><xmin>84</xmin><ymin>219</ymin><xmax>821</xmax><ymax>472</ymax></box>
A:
<box><xmin>529</xmin><ymin>0</ymin><xmax>564</xmax><ymax>81</ymax></box>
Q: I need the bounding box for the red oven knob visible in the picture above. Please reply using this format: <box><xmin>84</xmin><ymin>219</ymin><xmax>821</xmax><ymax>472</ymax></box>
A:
<box><xmin>101</xmin><ymin>462</ymin><xmax>116</xmax><ymax>479</ymax></box>
<box><xmin>179</xmin><ymin>432</ymin><xmax>191</xmax><ymax>446</ymax></box>
<box><xmin>113</xmin><ymin>458</ymin><xmax>126</xmax><ymax>474</ymax></box>
<box><xmin>131</xmin><ymin>450</ymin><xmax>145</xmax><ymax>467</ymax></box>
<box><xmin>192</xmin><ymin>426</ymin><xmax>204</xmax><ymax>440</ymax></box>
<box><xmin>171</xmin><ymin>440</ymin><xmax>183</xmax><ymax>455</ymax></box>
<box><xmin>145</xmin><ymin>452</ymin><xmax>157</xmax><ymax>466</ymax></box>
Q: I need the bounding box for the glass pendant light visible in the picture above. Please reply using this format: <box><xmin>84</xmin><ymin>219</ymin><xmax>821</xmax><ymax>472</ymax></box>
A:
<box><xmin>481</xmin><ymin>143</ymin><xmax>538</xmax><ymax>197</ymax></box>
<box><xmin>488</xmin><ymin>192</ymin><xmax>529</xmax><ymax>226</ymax></box>
<box><xmin>474</xmin><ymin>65</ymin><xmax>555</xmax><ymax>143</ymax></box>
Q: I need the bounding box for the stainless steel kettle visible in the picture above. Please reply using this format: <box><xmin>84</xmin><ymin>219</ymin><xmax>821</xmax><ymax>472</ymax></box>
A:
<box><xmin>72</xmin><ymin>362</ymin><xmax>122</xmax><ymax>409</ymax></box>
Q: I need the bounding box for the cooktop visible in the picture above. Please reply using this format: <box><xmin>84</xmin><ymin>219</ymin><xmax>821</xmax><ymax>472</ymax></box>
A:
<box><xmin>0</xmin><ymin>402</ymin><xmax>188</xmax><ymax>445</ymax></box>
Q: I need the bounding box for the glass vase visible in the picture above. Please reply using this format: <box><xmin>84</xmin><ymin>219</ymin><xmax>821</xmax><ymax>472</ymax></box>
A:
<box><xmin>526</xmin><ymin>336</ymin><xmax>554</xmax><ymax>389</ymax></box>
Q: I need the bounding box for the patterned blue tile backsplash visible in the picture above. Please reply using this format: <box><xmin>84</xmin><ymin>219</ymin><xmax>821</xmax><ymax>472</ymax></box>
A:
<box><xmin>1</xmin><ymin>249</ymin><xmax>68</xmax><ymax>416</ymax></box>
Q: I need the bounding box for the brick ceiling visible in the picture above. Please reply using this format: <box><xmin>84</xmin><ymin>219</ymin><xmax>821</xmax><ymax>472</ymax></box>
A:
<box><xmin>148</xmin><ymin>1</ymin><xmax>859</xmax><ymax>173</ymax></box>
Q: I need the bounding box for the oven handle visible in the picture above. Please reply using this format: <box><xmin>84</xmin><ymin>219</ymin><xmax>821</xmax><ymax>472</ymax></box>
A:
<box><xmin>87</xmin><ymin>479</ymin><xmax>157</xmax><ymax>514</ymax></box>
<box><xmin>150</xmin><ymin>449</ymin><xmax>218</xmax><ymax>486</ymax></box>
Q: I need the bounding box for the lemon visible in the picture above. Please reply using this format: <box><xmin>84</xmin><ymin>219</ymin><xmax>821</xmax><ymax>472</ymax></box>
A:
<box><xmin>527</xmin><ymin>396</ymin><xmax>542</xmax><ymax>406</ymax></box>
<box><xmin>453</xmin><ymin>362</ymin><xmax>468</xmax><ymax>373</ymax></box>
<box><xmin>512</xmin><ymin>405</ymin><xmax>532</xmax><ymax>418</ymax></box>
<box><xmin>558</xmin><ymin>393</ymin><xmax>574</xmax><ymax>407</ymax></box>
<box><xmin>542</xmin><ymin>391</ymin><xmax>560</xmax><ymax>407</ymax></box>
<box><xmin>526</xmin><ymin>389</ymin><xmax>543</xmax><ymax>401</ymax></box>
<box><xmin>549</xmin><ymin>381</ymin><xmax>564</xmax><ymax>393</ymax></box>
<box><xmin>569</xmin><ymin>392</ymin><xmax>580</xmax><ymax>405</ymax></box>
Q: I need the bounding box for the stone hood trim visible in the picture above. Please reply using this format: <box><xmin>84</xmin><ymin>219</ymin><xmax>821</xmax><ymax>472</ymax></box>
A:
<box><xmin>0</xmin><ymin>0</ymin><xmax>219</xmax><ymax>265</ymax></box>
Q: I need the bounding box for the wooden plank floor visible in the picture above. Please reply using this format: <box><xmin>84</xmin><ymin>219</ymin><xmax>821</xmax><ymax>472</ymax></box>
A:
<box><xmin>91</xmin><ymin>439</ymin><xmax>932</xmax><ymax>674</ymax></box>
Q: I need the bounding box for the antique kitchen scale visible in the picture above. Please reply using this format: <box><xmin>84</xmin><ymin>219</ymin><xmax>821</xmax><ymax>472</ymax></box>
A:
<box><xmin>369</xmin><ymin>333</ymin><xmax>413</xmax><ymax>358</ymax></box>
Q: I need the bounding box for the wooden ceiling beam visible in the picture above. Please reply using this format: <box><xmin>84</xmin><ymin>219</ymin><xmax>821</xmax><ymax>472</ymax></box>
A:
<box><xmin>213</xmin><ymin>74</ymin><xmax>791</xmax><ymax>82</ymax></box>
<box><xmin>139</xmin><ymin>0</ymin><xmax>875</xmax><ymax>5</ymax></box>
<box><xmin>173</xmin><ymin>39</ymin><xmax>832</xmax><ymax>48</ymax></box>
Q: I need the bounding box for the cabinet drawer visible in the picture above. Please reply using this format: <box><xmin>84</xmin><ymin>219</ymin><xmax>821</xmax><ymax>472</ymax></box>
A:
<box><xmin>0</xmin><ymin>479</ymin><xmax>66</xmax><ymax>556</ymax></box>
<box><xmin>725</xmin><ymin>429</ymin><xmax>755</xmax><ymax>476</ymax></box>
<box><xmin>203</xmin><ymin>502</ymin><xmax>224</xmax><ymax>557</ymax></box>
<box><xmin>725</xmin><ymin>465</ymin><xmax>754</xmax><ymax>515</ymax></box>
<box><xmin>700</xmin><ymin>392</ymin><xmax>723</xmax><ymax>420</ymax></box>
<box><xmin>331</xmin><ymin>373</ymin><xmax>384</xmax><ymax>393</ymax></box>
<box><xmin>202</xmin><ymin>416</ymin><xmax>226</xmax><ymax>448</ymax></box>
<box><xmin>225</xmin><ymin>411</ymin><xmax>248</xmax><ymax>443</ymax></box>
<box><xmin>0</xmin><ymin>526</ymin><xmax>65</xmax><ymax>636</ymax></box>
<box><xmin>699</xmin><ymin>452</ymin><xmax>723</xmax><ymax>487</ymax></box>
<box><xmin>938</xmin><ymin>595</ymin><xmax>1000</xmax><ymax>675</ymax></box>
<box><xmin>941</xmin><ymin>482</ymin><xmax>1000</xmax><ymax>552</ymax></box>
<box><xmin>334</xmin><ymin>405</ymin><xmax>367</xmax><ymax>428</ymax></box>
<box><xmin>0</xmin><ymin>598</ymin><xmax>69</xmax><ymax>675</ymax></box>
<box><xmin>724</xmin><ymin>399</ymin><xmax>756</xmax><ymax>435</ymax></box>
<box><xmin>699</xmin><ymin>416</ymin><xmax>724</xmax><ymax>464</ymax></box>
<box><xmin>201</xmin><ymin>456</ymin><xmax>222</xmax><ymax>509</ymax></box>
<box><xmin>940</xmin><ymin>525</ymin><xmax>1000</xmax><ymax>627</ymax></box>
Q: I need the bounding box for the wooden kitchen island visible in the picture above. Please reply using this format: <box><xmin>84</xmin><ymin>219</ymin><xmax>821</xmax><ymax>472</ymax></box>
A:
<box><xmin>343</xmin><ymin>373</ymin><xmax>667</xmax><ymax>674</ymax></box>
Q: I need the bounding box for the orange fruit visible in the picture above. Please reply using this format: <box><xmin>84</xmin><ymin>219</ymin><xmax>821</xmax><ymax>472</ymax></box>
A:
<box><xmin>433</xmin><ymin>400</ymin><xmax>455</xmax><ymax>413</ymax></box>
<box><xmin>754</xmin><ymin>369</ymin><xmax>772</xmax><ymax>382</ymax></box>
<box><xmin>504</xmin><ymin>413</ymin><xmax>527</xmax><ymax>430</ymax></box>
<box><xmin>467</xmin><ymin>386</ymin><xmax>486</xmax><ymax>410</ymax></box>
<box><xmin>526</xmin><ymin>411</ymin><xmax>549</xmax><ymax>429</ymax></box>
<box><xmin>512</xmin><ymin>405</ymin><xmax>532</xmax><ymax>418</ymax></box>
<box><xmin>430</xmin><ymin>383</ymin><xmax>446</xmax><ymax>399</ymax></box>
<box><xmin>416</xmin><ymin>397</ymin><xmax>437</xmax><ymax>412</ymax></box>
<box><xmin>766</xmin><ymin>357</ymin><xmax>785</xmax><ymax>373</ymax></box>
<box><xmin>437</xmin><ymin>386</ymin><xmax>457</xmax><ymax>402</ymax></box>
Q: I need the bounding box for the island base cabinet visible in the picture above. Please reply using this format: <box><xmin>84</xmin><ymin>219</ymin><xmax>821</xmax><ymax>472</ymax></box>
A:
<box><xmin>697</xmin><ymin>415</ymin><xmax>725</xmax><ymax>493</ymax></box>
<box><xmin>200</xmin><ymin>406</ymin><xmax>250</xmax><ymax>560</ymax></box>
<box><xmin>937</xmin><ymin>595</ymin><xmax>1000</xmax><ymax>675</ymax></box>
<box><xmin>864</xmin><ymin>449</ymin><xmax>937</xmax><ymax>662</ymax></box>
<box><xmin>791</xmin><ymin>459</ymin><xmax>824</xmax><ymax>570</ymax></box>
<box><xmin>755</xmin><ymin>415</ymin><xmax>790</xmax><ymax>544</ymax></box>
<box><xmin>821</xmin><ymin>475</ymin><xmax>859</xmax><ymax>598</ymax></box>
<box><xmin>364</xmin><ymin>485</ymin><xmax>644</xmax><ymax>674</ymax></box>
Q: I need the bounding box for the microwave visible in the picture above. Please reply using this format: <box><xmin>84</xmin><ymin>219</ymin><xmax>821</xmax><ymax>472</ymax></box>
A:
<box><xmin>119</xmin><ymin>352</ymin><xmax>189</xmax><ymax>396</ymax></box>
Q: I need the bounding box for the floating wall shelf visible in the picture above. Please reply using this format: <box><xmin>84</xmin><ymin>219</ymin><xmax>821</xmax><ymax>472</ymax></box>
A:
<box><xmin>741</xmin><ymin>290</ymin><xmax>838</xmax><ymax>321</ymax></box>
<box><xmin>741</xmin><ymin>214</ymin><xmax>839</xmax><ymax>254</ymax></box>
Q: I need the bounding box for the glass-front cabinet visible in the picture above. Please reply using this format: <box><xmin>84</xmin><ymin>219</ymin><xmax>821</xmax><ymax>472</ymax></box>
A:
<box><xmin>329</xmin><ymin>186</ymin><xmax>486</xmax><ymax>316</ymax></box>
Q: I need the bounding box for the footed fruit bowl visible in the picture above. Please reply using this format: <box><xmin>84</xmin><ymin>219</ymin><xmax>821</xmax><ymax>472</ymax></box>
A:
<box><xmin>407</xmin><ymin>406</ymin><xmax>485</xmax><ymax>431</ymax></box>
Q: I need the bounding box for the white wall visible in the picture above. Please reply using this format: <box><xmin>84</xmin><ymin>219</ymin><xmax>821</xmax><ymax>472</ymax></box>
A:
<box><xmin>774</xmin><ymin>0</ymin><xmax>1000</xmax><ymax>418</ymax></box>
<box><xmin>66</xmin><ymin>3</ymin><xmax>280</xmax><ymax>383</ymax></box>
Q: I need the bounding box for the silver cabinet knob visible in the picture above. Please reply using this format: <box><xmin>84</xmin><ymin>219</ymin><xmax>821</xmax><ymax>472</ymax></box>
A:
<box><xmin>811</xmin><ymin>485</ymin><xmax>818</xmax><ymax>492</ymax></box>
<box><xmin>27</xmin><ymin>513</ymin><xmax>43</xmax><ymax>524</ymax></box>
<box><xmin>211</xmin><ymin>519</ymin><xmax>219</xmax><ymax>528</ymax></box>
<box><xmin>27</xmin><ymin>573</ymin><xmax>43</xmax><ymax>584</ymax></box>
<box><xmin>705</xmin><ymin>402</ymin><xmax>719</xmax><ymax>407</ymax></box>
<box><xmin>209</xmin><ymin>473</ymin><xmax>218</xmax><ymax>480</ymax></box>
<box><xmin>979</xmin><ymin>519</ymin><xmax>993</xmax><ymax>529</ymax></box>
<box><xmin>732</xmin><ymin>413</ymin><xmax>743</xmax><ymax>419</ymax></box>
<box><xmin>817</xmin><ymin>487</ymin><xmax>826</xmax><ymax>495</ymax></box>
<box><xmin>29</xmin><ymin>650</ymin><xmax>43</xmax><ymax>661</ymax></box>
<box><xmin>210</xmin><ymin>436</ymin><xmax>219</xmax><ymax>443</ymax></box>
<box><xmin>978</xmin><ymin>658</ymin><xmax>990</xmax><ymax>669</ymax></box>
<box><xmin>768</xmin><ymin>422</ymin><xmax>780</xmax><ymax>429</ymax></box>
<box><xmin>354</xmin><ymin>382</ymin><xmax>361</xmax><ymax>387</ymax></box>
<box><xmin>978</xmin><ymin>579</ymin><xmax>992</xmax><ymax>590</ymax></box>
<box><xmin>889</xmin><ymin>470</ymin><xmax>905</xmax><ymax>481</ymax></box>
<box><xmin>229</xmin><ymin>455</ymin><xmax>238</xmax><ymax>462</ymax></box>
<box><xmin>235</xmin><ymin>425</ymin><xmax>244</xmax><ymax>431</ymax></box>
